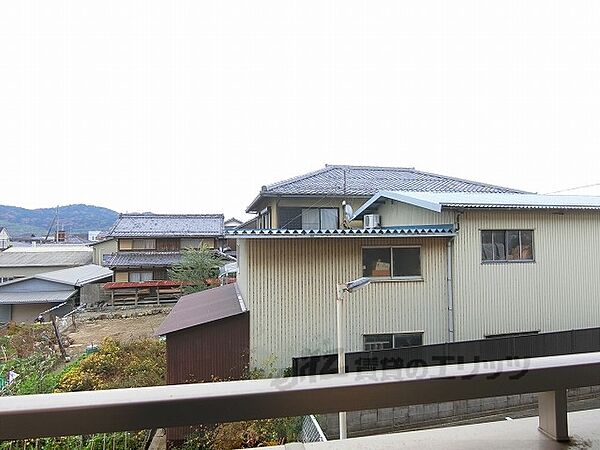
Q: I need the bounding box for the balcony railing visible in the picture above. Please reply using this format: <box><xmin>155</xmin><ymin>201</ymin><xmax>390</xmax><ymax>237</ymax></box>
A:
<box><xmin>1</xmin><ymin>352</ymin><xmax>600</xmax><ymax>442</ymax></box>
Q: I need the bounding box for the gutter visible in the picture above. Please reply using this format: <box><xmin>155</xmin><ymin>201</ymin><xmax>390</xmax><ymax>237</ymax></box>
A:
<box><xmin>447</xmin><ymin>237</ymin><xmax>455</xmax><ymax>343</ymax></box>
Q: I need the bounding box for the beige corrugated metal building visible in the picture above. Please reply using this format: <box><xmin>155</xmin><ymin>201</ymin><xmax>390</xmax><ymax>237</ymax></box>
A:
<box><xmin>234</xmin><ymin>191</ymin><xmax>600</xmax><ymax>370</ymax></box>
<box><xmin>237</xmin><ymin>233</ymin><xmax>451</xmax><ymax>369</ymax></box>
<box><xmin>0</xmin><ymin>246</ymin><xmax>93</xmax><ymax>282</ymax></box>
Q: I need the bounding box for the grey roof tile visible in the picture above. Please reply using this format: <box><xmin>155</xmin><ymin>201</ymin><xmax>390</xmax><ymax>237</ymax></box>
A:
<box><xmin>102</xmin><ymin>252</ymin><xmax>182</xmax><ymax>268</ymax></box>
<box><xmin>247</xmin><ymin>165</ymin><xmax>528</xmax><ymax>211</ymax></box>
<box><xmin>106</xmin><ymin>214</ymin><xmax>224</xmax><ymax>238</ymax></box>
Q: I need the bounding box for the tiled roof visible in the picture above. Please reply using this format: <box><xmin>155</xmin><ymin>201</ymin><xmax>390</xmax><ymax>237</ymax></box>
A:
<box><xmin>106</xmin><ymin>214</ymin><xmax>224</xmax><ymax>238</ymax></box>
<box><xmin>247</xmin><ymin>165</ymin><xmax>527</xmax><ymax>212</ymax></box>
<box><xmin>227</xmin><ymin>225</ymin><xmax>455</xmax><ymax>239</ymax></box>
<box><xmin>102</xmin><ymin>252</ymin><xmax>182</xmax><ymax>268</ymax></box>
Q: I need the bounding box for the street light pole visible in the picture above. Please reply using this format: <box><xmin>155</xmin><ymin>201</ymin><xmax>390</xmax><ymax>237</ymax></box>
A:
<box><xmin>336</xmin><ymin>283</ymin><xmax>347</xmax><ymax>440</ymax></box>
<box><xmin>335</xmin><ymin>277</ymin><xmax>370</xmax><ymax>440</ymax></box>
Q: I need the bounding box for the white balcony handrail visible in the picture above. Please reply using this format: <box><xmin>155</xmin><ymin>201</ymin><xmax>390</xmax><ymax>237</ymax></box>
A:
<box><xmin>1</xmin><ymin>352</ymin><xmax>600</xmax><ymax>441</ymax></box>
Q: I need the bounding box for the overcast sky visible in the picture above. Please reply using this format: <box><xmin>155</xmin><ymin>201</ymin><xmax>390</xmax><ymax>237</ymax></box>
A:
<box><xmin>1</xmin><ymin>1</ymin><xmax>600</xmax><ymax>220</ymax></box>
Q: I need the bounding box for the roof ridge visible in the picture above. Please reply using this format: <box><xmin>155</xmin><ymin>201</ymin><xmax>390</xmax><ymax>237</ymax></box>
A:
<box><xmin>264</xmin><ymin>164</ymin><xmax>422</xmax><ymax>193</ymax></box>
<box><xmin>113</xmin><ymin>251</ymin><xmax>181</xmax><ymax>255</ymax></box>
<box><xmin>118</xmin><ymin>213</ymin><xmax>224</xmax><ymax>218</ymax></box>
<box><xmin>324</xmin><ymin>164</ymin><xmax>416</xmax><ymax>171</ymax></box>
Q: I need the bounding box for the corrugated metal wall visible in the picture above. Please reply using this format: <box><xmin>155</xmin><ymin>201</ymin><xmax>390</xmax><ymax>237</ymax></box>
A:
<box><xmin>377</xmin><ymin>200</ymin><xmax>454</xmax><ymax>226</ymax></box>
<box><xmin>453</xmin><ymin>209</ymin><xmax>600</xmax><ymax>340</ymax></box>
<box><xmin>239</xmin><ymin>206</ymin><xmax>600</xmax><ymax>372</ymax></box>
<box><xmin>166</xmin><ymin>313</ymin><xmax>250</xmax><ymax>442</ymax></box>
<box><xmin>237</xmin><ymin>240</ymin><xmax>249</xmax><ymax>301</ymax></box>
<box><xmin>0</xmin><ymin>266</ymin><xmax>74</xmax><ymax>279</ymax></box>
<box><xmin>244</xmin><ymin>237</ymin><xmax>449</xmax><ymax>370</ymax></box>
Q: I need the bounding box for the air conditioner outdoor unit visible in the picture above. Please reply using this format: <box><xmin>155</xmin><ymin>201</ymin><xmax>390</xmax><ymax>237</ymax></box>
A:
<box><xmin>364</xmin><ymin>214</ymin><xmax>381</xmax><ymax>229</ymax></box>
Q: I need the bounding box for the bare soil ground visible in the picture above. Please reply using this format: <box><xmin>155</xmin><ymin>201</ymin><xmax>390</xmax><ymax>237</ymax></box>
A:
<box><xmin>66</xmin><ymin>308</ymin><xmax>171</xmax><ymax>356</ymax></box>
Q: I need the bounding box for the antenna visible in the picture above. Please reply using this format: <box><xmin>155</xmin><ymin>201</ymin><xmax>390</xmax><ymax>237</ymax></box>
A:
<box><xmin>44</xmin><ymin>206</ymin><xmax>59</xmax><ymax>243</ymax></box>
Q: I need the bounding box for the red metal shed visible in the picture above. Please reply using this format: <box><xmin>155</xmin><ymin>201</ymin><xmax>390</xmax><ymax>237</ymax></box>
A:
<box><xmin>156</xmin><ymin>283</ymin><xmax>249</xmax><ymax>444</ymax></box>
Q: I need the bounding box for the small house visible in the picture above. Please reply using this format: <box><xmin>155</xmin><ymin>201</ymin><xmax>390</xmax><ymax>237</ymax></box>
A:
<box><xmin>0</xmin><ymin>264</ymin><xmax>113</xmax><ymax>323</ymax></box>
<box><xmin>101</xmin><ymin>214</ymin><xmax>225</xmax><ymax>283</ymax></box>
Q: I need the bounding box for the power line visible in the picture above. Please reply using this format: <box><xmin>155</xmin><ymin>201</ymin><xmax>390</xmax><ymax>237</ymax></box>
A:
<box><xmin>545</xmin><ymin>182</ymin><xmax>600</xmax><ymax>194</ymax></box>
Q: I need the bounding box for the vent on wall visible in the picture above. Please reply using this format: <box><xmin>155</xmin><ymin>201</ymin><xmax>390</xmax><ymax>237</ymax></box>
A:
<box><xmin>363</xmin><ymin>214</ymin><xmax>381</xmax><ymax>229</ymax></box>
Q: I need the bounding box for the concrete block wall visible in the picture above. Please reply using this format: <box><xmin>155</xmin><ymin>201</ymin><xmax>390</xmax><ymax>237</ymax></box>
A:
<box><xmin>321</xmin><ymin>386</ymin><xmax>600</xmax><ymax>439</ymax></box>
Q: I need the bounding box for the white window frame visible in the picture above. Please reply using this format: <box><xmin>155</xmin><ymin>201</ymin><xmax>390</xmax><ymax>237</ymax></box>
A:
<box><xmin>362</xmin><ymin>245</ymin><xmax>423</xmax><ymax>281</ymax></box>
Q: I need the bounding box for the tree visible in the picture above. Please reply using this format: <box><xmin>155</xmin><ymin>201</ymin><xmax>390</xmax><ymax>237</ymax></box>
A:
<box><xmin>168</xmin><ymin>246</ymin><xmax>225</xmax><ymax>295</ymax></box>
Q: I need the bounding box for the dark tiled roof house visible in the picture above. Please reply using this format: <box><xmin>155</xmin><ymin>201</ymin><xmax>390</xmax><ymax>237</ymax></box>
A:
<box><xmin>101</xmin><ymin>214</ymin><xmax>224</xmax><ymax>285</ymax></box>
<box><xmin>243</xmin><ymin>164</ymin><xmax>527</xmax><ymax>229</ymax></box>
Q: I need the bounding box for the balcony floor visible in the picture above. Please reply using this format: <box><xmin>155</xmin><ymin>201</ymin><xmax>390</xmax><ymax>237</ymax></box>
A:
<box><xmin>280</xmin><ymin>409</ymin><xmax>600</xmax><ymax>449</ymax></box>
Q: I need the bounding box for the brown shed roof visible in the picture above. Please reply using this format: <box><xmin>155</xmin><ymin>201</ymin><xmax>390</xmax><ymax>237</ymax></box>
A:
<box><xmin>156</xmin><ymin>283</ymin><xmax>246</xmax><ymax>336</ymax></box>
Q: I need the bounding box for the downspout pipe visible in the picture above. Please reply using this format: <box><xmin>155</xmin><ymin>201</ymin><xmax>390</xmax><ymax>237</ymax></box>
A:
<box><xmin>447</xmin><ymin>237</ymin><xmax>455</xmax><ymax>342</ymax></box>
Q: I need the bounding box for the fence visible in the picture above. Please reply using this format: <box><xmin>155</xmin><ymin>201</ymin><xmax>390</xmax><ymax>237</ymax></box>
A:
<box><xmin>2</xmin><ymin>352</ymin><xmax>600</xmax><ymax>442</ymax></box>
<box><xmin>292</xmin><ymin>326</ymin><xmax>600</xmax><ymax>376</ymax></box>
<box><xmin>299</xmin><ymin>415</ymin><xmax>327</xmax><ymax>443</ymax></box>
<box><xmin>0</xmin><ymin>430</ymin><xmax>156</xmax><ymax>450</ymax></box>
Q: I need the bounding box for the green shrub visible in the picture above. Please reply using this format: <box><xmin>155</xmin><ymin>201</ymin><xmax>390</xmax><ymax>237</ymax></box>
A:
<box><xmin>0</xmin><ymin>352</ymin><xmax>63</xmax><ymax>396</ymax></box>
<box><xmin>0</xmin><ymin>431</ymin><xmax>149</xmax><ymax>450</ymax></box>
<box><xmin>55</xmin><ymin>337</ymin><xmax>165</xmax><ymax>392</ymax></box>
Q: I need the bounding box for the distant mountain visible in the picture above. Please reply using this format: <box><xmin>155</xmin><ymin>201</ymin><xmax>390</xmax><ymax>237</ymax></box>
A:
<box><xmin>0</xmin><ymin>204</ymin><xmax>119</xmax><ymax>237</ymax></box>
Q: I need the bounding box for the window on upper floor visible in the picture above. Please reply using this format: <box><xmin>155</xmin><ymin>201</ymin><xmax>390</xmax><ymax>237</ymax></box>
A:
<box><xmin>258</xmin><ymin>208</ymin><xmax>272</xmax><ymax>229</ymax></box>
<box><xmin>119</xmin><ymin>239</ymin><xmax>156</xmax><ymax>251</ymax></box>
<box><xmin>156</xmin><ymin>239</ymin><xmax>180</xmax><ymax>252</ymax></box>
<box><xmin>118</xmin><ymin>239</ymin><xmax>133</xmax><ymax>251</ymax></box>
<box><xmin>153</xmin><ymin>268</ymin><xmax>169</xmax><ymax>280</ymax></box>
<box><xmin>133</xmin><ymin>239</ymin><xmax>156</xmax><ymax>250</ymax></box>
<box><xmin>129</xmin><ymin>271</ymin><xmax>153</xmax><ymax>282</ymax></box>
<box><xmin>363</xmin><ymin>332</ymin><xmax>423</xmax><ymax>351</ymax></box>
<box><xmin>481</xmin><ymin>230</ymin><xmax>534</xmax><ymax>262</ymax></box>
<box><xmin>278</xmin><ymin>207</ymin><xmax>339</xmax><ymax>230</ymax></box>
<box><xmin>362</xmin><ymin>246</ymin><xmax>421</xmax><ymax>279</ymax></box>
